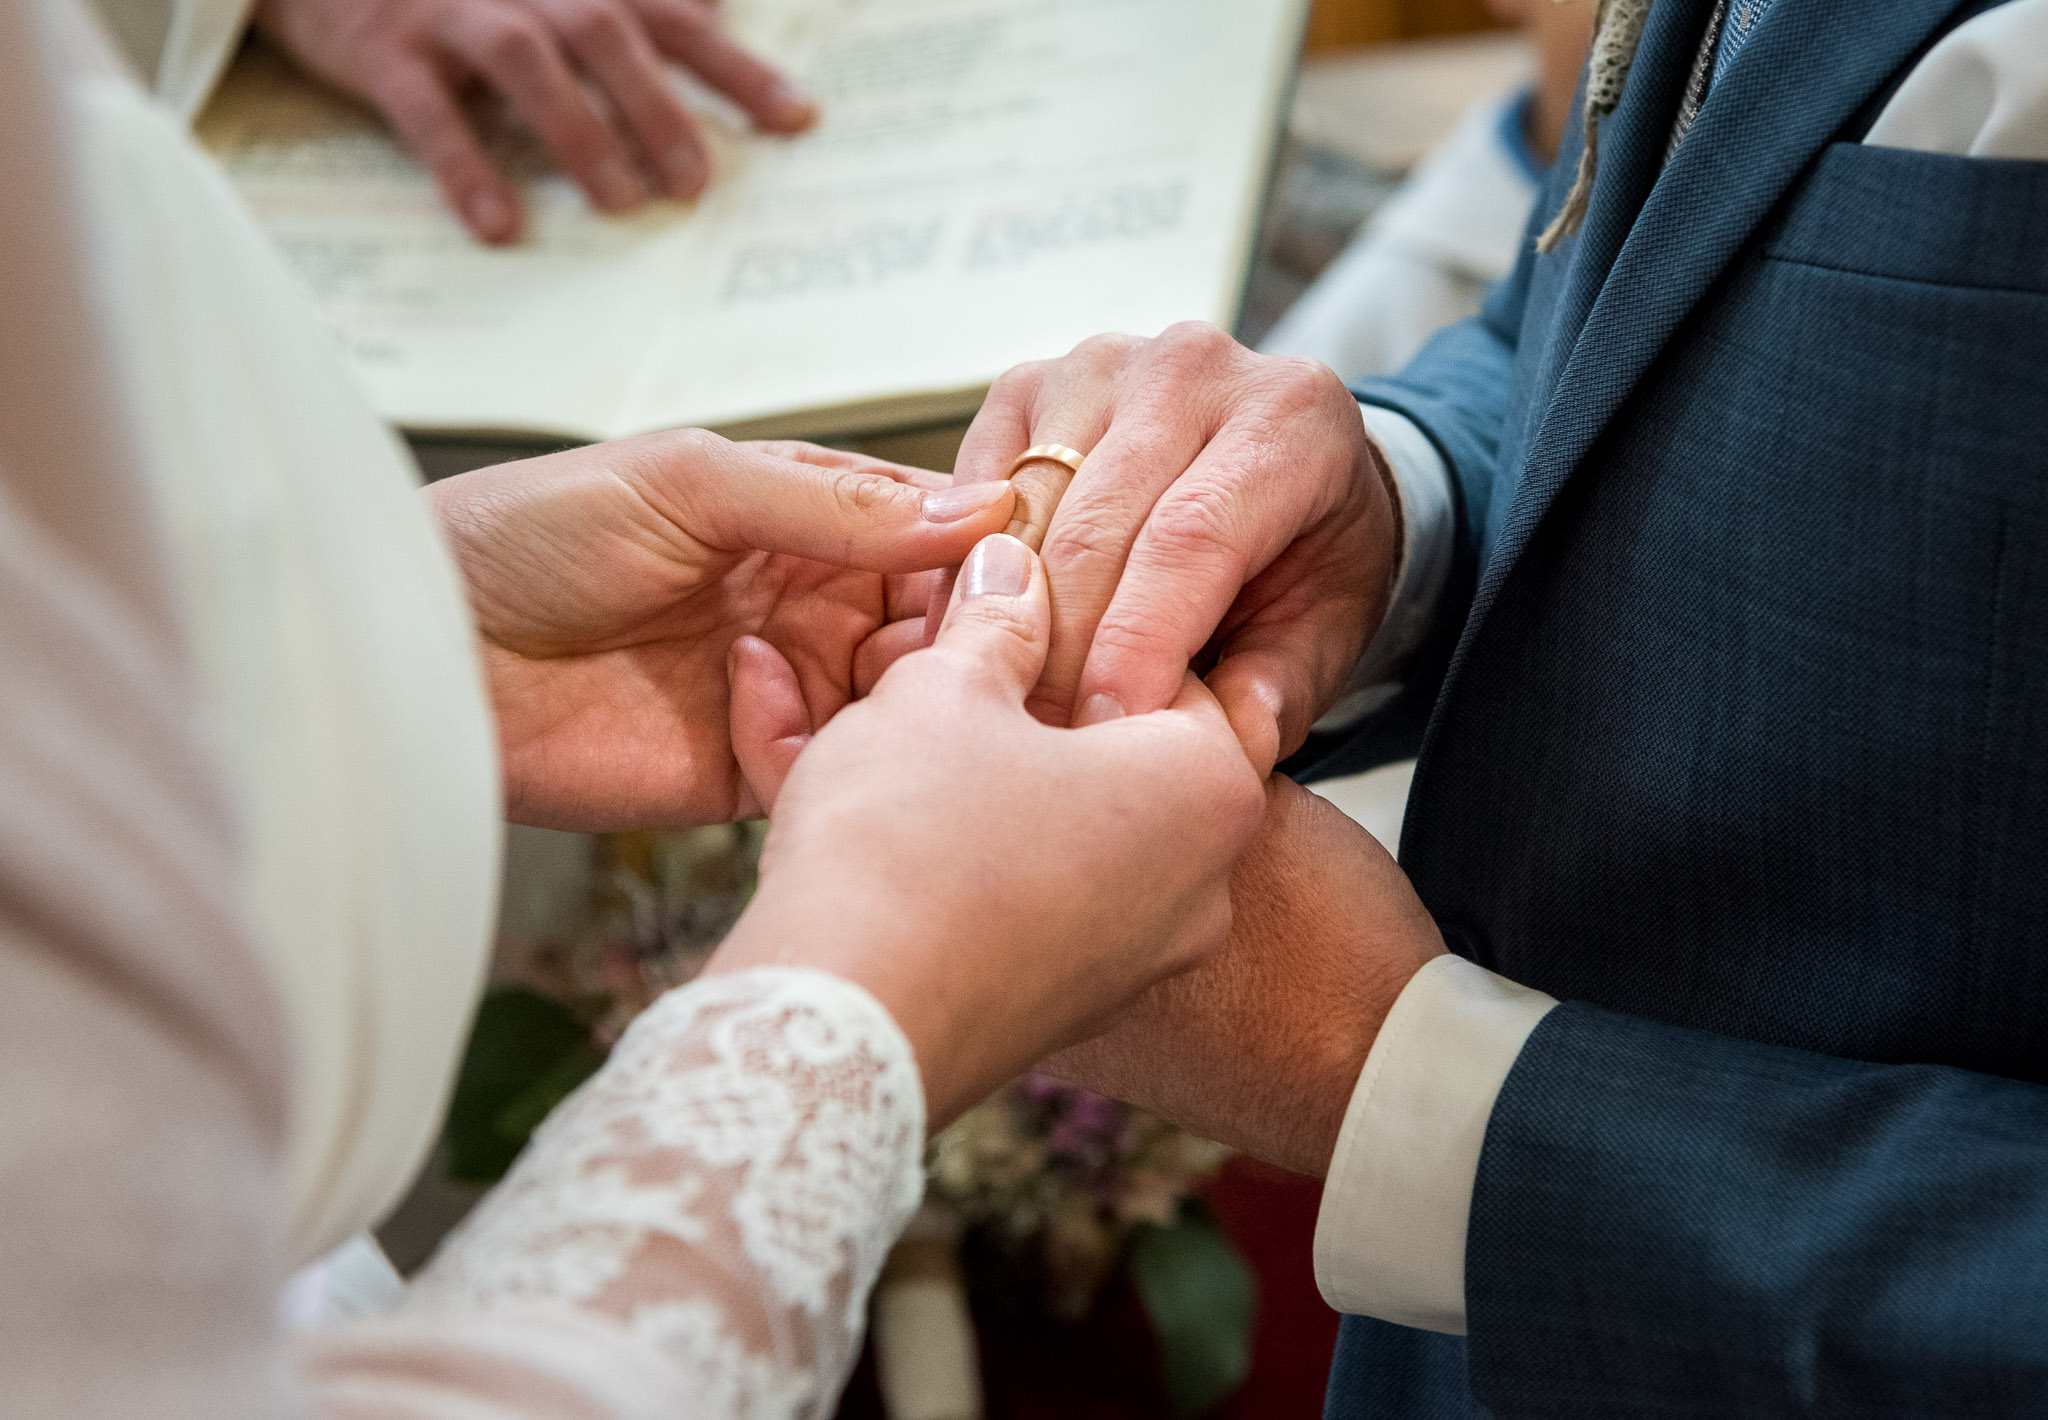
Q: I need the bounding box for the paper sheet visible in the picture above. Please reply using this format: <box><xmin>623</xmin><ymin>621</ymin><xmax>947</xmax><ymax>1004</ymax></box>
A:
<box><xmin>199</xmin><ymin>0</ymin><xmax>1307</xmax><ymax>440</ymax></box>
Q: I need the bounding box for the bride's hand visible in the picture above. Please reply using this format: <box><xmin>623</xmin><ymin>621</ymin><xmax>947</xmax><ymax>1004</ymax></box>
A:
<box><xmin>426</xmin><ymin>431</ymin><xmax>1014</xmax><ymax>830</ymax></box>
<box><xmin>711</xmin><ymin>534</ymin><xmax>1266</xmax><ymax>1126</ymax></box>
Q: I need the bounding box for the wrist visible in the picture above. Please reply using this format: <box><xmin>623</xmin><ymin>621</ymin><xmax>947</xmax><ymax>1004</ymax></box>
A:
<box><xmin>1260</xmin><ymin>945</ymin><xmax>1433</xmax><ymax>1178</ymax></box>
<box><xmin>706</xmin><ymin>868</ymin><xmax>998</xmax><ymax>1126</ymax></box>
<box><xmin>1361</xmin><ymin>430</ymin><xmax>1404</xmax><ymax>612</ymax></box>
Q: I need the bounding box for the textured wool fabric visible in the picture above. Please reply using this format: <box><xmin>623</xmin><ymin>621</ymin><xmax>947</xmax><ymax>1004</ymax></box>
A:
<box><xmin>1304</xmin><ymin>0</ymin><xmax>2048</xmax><ymax>1412</ymax></box>
<box><xmin>1537</xmin><ymin>0</ymin><xmax>1652</xmax><ymax>249</ymax></box>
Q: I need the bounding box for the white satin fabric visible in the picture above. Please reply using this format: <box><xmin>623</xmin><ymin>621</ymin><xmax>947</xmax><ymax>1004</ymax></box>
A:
<box><xmin>59</xmin><ymin>0</ymin><xmax>503</xmax><ymax>1264</ymax></box>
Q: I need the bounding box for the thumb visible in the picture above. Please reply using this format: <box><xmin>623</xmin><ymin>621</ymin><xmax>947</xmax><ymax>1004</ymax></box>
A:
<box><xmin>729</xmin><ymin>635</ymin><xmax>813</xmax><ymax>814</ymax></box>
<box><xmin>1204</xmin><ymin>653</ymin><xmax>1293</xmax><ymax>780</ymax></box>
<box><xmin>639</xmin><ymin>434</ymin><xmax>1017</xmax><ymax>572</ymax></box>
<box><xmin>1205</xmin><ymin>605</ymin><xmax>1360</xmax><ymax>778</ymax></box>
<box><xmin>925</xmin><ymin>534</ymin><xmax>1051</xmax><ymax>704</ymax></box>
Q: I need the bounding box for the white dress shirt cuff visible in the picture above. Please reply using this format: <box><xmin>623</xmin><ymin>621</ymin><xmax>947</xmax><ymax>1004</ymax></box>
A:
<box><xmin>1313</xmin><ymin>403</ymin><xmax>1455</xmax><ymax>730</ymax></box>
<box><xmin>1313</xmin><ymin>954</ymin><xmax>1557</xmax><ymax>1334</ymax></box>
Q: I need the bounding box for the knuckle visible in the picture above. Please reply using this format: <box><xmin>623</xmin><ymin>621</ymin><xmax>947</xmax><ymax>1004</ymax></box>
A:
<box><xmin>1145</xmin><ymin>488</ymin><xmax>1240</xmax><ymax>565</ymax></box>
<box><xmin>562</xmin><ymin>0</ymin><xmax>630</xmax><ymax>50</ymax></box>
<box><xmin>1141</xmin><ymin>323</ymin><xmax>1244</xmax><ymax>402</ymax></box>
<box><xmin>668</xmin><ymin>426</ymin><xmax>721</xmax><ymax>461</ymax></box>
<box><xmin>1039</xmin><ymin>503</ymin><xmax>1131</xmax><ymax>578</ymax></box>
<box><xmin>1255</xmin><ymin>353</ymin><xmax>1348</xmax><ymax>415</ymax></box>
<box><xmin>1085</xmin><ymin>610</ymin><xmax>1177</xmax><ymax>667</ymax></box>
<box><xmin>831</xmin><ymin>472</ymin><xmax>898</xmax><ymax>519</ymax></box>
<box><xmin>1068</xmin><ymin>330</ymin><xmax>1142</xmax><ymax>371</ymax></box>
<box><xmin>1156</xmin><ymin>320</ymin><xmax>1236</xmax><ymax>364</ymax></box>
<box><xmin>483</xmin><ymin>16</ymin><xmax>551</xmax><ymax>74</ymax></box>
<box><xmin>366</xmin><ymin>71</ymin><xmax>432</xmax><ymax>128</ymax></box>
<box><xmin>651</xmin><ymin>0</ymin><xmax>712</xmax><ymax>36</ymax></box>
<box><xmin>987</xmin><ymin>360</ymin><xmax>1050</xmax><ymax>402</ymax></box>
<box><xmin>955</xmin><ymin>597</ymin><xmax>1036</xmax><ymax>641</ymax></box>
<box><xmin>1270</xmin><ymin>352</ymin><xmax>1341</xmax><ymax>395</ymax></box>
<box><xmin>934</xmin><ymin>628</ymin><xmax>1032</xmax><ymax>688</ymax></box>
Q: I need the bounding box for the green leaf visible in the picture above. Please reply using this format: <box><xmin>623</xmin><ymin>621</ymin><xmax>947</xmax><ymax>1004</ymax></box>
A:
<box><xmin>445</xmin><ymin>987</ymin><xmax>603</xmax><ymax>1184</ymax></box>
<box><xmin>492</xmin><ymin>1038</ymin><xmax>605</xmax><ymax>1141</ymax></box>
<box><xmin>1129</xmin><ymin>1202</ymin><xmax>1258</xmax><ymax>1416</ymax></box>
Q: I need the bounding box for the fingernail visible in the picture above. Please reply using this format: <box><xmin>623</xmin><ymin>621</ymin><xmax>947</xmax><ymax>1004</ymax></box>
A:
<box><xmin>770</xmin><ymin>78</ymin><xmax>817</xmax><ymax>126</ymax></box>
<box><xmin>466</xmin><ymin>191</ymin><xmax>514</xmax><ymax>239</ymax></box>
<box><xmin>1076</xmin><ymin>692</ymin><xmax>1126</xmax><ymax>727</ymax></box>
<box><xmin>961</xmin><ymin>534</ymin><xmax>1030</xmax><ymax>599</ymax></box>
<box><xmin>663</xmin><ymin>143</ymin><xmax>706</xmax><ymax>197</ymax></box>
<box><xmin>594</xmin><ymin>157</ymin><xmax>645</xmax><ymax>210</ymax></box>
<box><xmin>922</xmin><ymin>480</ymin><xmax>1010</xmax><ymax>523</ymax></box>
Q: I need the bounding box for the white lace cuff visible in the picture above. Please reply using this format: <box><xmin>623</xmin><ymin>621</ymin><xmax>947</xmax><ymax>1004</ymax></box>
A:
<box><xmin>407</xmin><ymin>967</ymin><xmax>927</xmax><ymax>1419</ymax></box>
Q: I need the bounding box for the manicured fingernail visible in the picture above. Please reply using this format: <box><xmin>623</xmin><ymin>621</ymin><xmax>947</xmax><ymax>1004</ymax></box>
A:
<box><xmin>922</xmin><ymin>480</ymin><xmax>1010</xmax><ymax>523</ymax></box>
<box><xmin>466</xmin><ymin>191</ymin><xmax>514</xmax><ymax>239</ymax></box>
<box><xmin>594</xmin><ymin>157</ymin><xmax>644</xmax><ymax>209</ymax></box>
<box><xmin>1076</xmin><ymin>692</ymin><xmax>1126</xmax><ymax>727</ymax></box>
<box><xmin>663</xmin><ymin>143</ymin><xmax>706</xmax><ymax>197</ymax></box>
<box><xmin>770</xmin><ymin>78</ymin><xmax>817</xmax><ymax>125</ymax></box>
<box><xmin>961</xmin><ymin>534</ymin><xmax>1030</xmax><ymax>599</ymax></box>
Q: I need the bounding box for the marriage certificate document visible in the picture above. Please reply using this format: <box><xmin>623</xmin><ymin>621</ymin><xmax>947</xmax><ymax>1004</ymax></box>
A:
<box><xmin>199</xmin><ymin>0</ymin><xmax>1310</xmax><ymax>441</ymax></box>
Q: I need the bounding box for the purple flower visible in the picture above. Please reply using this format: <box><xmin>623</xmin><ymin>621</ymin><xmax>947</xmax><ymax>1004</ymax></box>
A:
<box><xmin>1045</xmin><ymin>1089</ymin><xmax>1124</xmax><ymax>1157</ymax></box>
<box><xmin>1019</xmin><ymin>1073</ymin><xmax>1075</xmax><ymax>1106</ymax></box>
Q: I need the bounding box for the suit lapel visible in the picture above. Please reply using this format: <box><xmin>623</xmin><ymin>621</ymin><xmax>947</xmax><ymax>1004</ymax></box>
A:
<box><xmin>1523</xmin><ymin>0</ymin><xmax>1716</xmax><ymax>411</ymax></box>
<box><xmin>1453</xmin><ymin>0</ymin><xmax>1963</xmax><ymax>654</ymax></box>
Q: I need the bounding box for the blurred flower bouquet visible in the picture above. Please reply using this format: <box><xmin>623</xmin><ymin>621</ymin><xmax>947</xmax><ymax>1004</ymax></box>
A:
<box><xmin>930</xmin><ymin>1075</ymin><xmax>1229</xmax><ymax>1319</ymax></box>
<box><xmin>450</xmin><ymin>824</ymin><xmax>1254</xmax><ymax>1415</ymax></box>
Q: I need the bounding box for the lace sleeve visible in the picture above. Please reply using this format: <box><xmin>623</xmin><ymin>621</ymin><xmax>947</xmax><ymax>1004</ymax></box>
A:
<box><xmin>403</xmin><ymin>967</ymin><xmax>926</xmax><ymax>1419</ymax></box>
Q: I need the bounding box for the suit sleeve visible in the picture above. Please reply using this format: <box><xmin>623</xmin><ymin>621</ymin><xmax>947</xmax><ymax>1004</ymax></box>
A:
<box><xmin>1466</xmin><ymin>1002</ymin><xmax>2048</xmax><ymax>1416</ymax></box>
<box><xmin>1287</xmin><ymin>231</ymin><xmax>1538</xmax><ymax>784</ymax></box>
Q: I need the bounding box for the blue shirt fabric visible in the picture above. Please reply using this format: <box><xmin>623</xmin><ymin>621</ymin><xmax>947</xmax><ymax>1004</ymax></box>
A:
<box><xmin>1495</xmin><ymin>89</ymin><xmax>1548</xmax><ymax>185</ymax></box>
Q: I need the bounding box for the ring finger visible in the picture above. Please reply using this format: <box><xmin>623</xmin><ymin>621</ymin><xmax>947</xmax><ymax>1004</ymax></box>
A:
<box><xmin>930</xmin><ymin>348</ymin><xmax>1121</xmax><ymax>687</ymax></box>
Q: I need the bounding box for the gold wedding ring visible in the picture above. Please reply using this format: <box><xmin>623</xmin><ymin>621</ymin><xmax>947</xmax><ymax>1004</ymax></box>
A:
<box><xmin>1009</xmin><ymin>442</ymin><xmax>1088</xmax><ymax>479</ymax></box>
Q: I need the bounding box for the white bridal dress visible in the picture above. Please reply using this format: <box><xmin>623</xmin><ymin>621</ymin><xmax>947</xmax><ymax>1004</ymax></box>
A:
<box><xmin>0</xmin><ymin>1</ymin><xmax>923</xmax><ymax>1415</ymax></box>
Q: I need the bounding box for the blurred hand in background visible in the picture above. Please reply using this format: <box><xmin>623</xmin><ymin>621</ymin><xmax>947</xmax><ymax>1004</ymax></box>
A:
<box><xmin>255</xmin><ymin>0</ymin><xmax>817</xmax><ymax>242</ymax></box>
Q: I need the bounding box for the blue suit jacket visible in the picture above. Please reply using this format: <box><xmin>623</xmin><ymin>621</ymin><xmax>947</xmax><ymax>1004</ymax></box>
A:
<box><xmin>1294</xmin><ymin>0</ymin><xmax>2048</xmax><ymax>1413</ymax></box>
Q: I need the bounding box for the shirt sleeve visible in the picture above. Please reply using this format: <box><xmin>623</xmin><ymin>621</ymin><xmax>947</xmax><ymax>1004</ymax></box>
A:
<box><xmin>1312</xmin><ymin>954</ymin><xmax>1556</xmax><ymax>1333</ymax></box>
<box><xmin>1315</xmin><ymin>403</ymin><xmax>1458</xmax><ymax>730</ymax></box>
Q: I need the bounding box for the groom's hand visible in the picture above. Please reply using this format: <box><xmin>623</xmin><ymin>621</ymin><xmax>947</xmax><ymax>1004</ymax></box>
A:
<box><xmin>428</xmin><ymin>430</ymin><xmax>1013</xmax><ymax>829</ymax></box>
<box><xmin>1043</xmin><ymin>774</ymin><xmax>1444</xmax><ymax>1177</ymax></box>
<box><xmin>942</xmin><ymin>323</ymin><xmax>1401</xmax><ymax>774</ymax></box>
